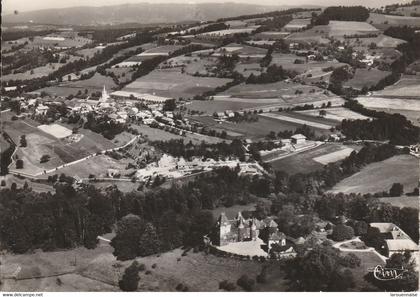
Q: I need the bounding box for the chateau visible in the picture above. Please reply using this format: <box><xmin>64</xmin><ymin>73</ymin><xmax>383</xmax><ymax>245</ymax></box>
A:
<box><xmin>214</xmin><ymin>212</ymin><xmax>287</xmax><ymax>250</ymax></box>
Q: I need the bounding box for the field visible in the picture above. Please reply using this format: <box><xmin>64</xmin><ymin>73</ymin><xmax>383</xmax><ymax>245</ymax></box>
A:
<box><xmin>370</xmin><ymin>75</ymin><xmax>420</xmax><ymax>99</ymax></box>
<box><xmin>284</xmin><ymin>18</ymin><xmax>311</xmax><ymax>31</ymax></box>
<box><xmin>199</xmin><ymin>26</ymin><xmax>259</xmax><ymax>36</ymax></box>
<box><xmin>368</xmin><ymin>13</ymin><xmax>420</xmax><ymax>29</ymax></box>
<box><xmin>286</xmin><ymin>21</ymin><xmax>379</xmax><ymax>43</ymax></box>
<box><xmin>261</xmin><ymin>112</ymin><xmax>336</xmax><ymax>130</ymax></box>
<box><xmin>395</xmin><ymin>5</ymin><xmax>420</xmax><ymax>16</ymax></box>
<box><xmin>106</xmin><ymin>67</ymin><xmax>135</xmax><ymax>84</ymax></box>
<box><xmin>36</xmin><ymin>73</ymin><xmax>118</xmax><ymax>97</ymax></box>
<box><xmin>347</xmin><ymin>34</ymin><xmax>406</xmax><ymax>49</ymax></box>
<box><xmin>218</xmin><ymin>81</ymin><xmax>345</xmax><ymax>109</ymax></box>
<box><xmin>2</xmin><ymin>115</ymin><xmax>121</xmax><ymax>176</ymax></box>
<box><xmin>187</xmin><ymin>99</ymin><xmax>276</xmax><ymax>114</ymax></box>
<box><xmin>296</xmin><ymin>107</ymin><xmax>370</xmax><ymax>122</ymax></box>
<box><xmin>344</xmin><ymin>68</ymin><xmax>391</xmax><ymax>90</ymax></box>
<box><xmin>131</xmin><ymin>124</ymin><xmax>225</xmax><ymax>144</ymax></box>
<box><xmin>0</xmin><ymin>242</ymin><xmax>288</xmax><ymax>292</ymax></box>
<box><xmin>38</xmin><ymin>124</ymin><xmax>73</xmax><ymax>139</ymax></box>
<box><xmin>340</xmin><ymin>251</ymin><xmax>385</xmax><ymax>291</ymax></box>
<box><xmin>356</xmin><ymin>97</ymin><xmax>420</xmax><ymax>112</ymax></box>
<box><xmin>330</xmin><ymin>154</ymin><xmax>419</xmax><ymax>195</ymax></box>
<box><xmin>122</xmin><ymin>68</ymin><xmax>232</xmax><ymax>99</ymax></box>
<box><xmin>269</xmin><ymin>143</ymin><xmax>360</xmax><ymax>174</ymax></box>
<box><xmin>2</xmin><ymin>63</ymin><xmax>63</xmax><ymax>81</ymax></box>
<box><xmin>270</xmin><ymin>53</ymin><xmax>346</xmax><ymax>75</ymax></box>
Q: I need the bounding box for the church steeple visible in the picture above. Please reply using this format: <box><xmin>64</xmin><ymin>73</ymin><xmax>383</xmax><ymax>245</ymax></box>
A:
<box><xmin>100</xmin><ymin>85</ymin><xmax>110</xmax><ymax>102</ymax></box>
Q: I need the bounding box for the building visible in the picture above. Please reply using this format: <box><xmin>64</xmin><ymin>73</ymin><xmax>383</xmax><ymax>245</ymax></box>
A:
<box><xmin>35</xmin><ymin>104</ymin><xmax>49</xmax><ymax>115</ymax></box>
<box><xmin>370</xmin><ymin>223</ymin><xmax>419</xmax><ymax>257</ymax></box>
<box><xmin>291</xmin><ymin>134</ymin><xmax>306</xmax><ymax>145</ymax></box>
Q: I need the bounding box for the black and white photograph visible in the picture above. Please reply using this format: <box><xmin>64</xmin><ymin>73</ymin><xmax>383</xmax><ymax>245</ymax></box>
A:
<box><xmin>0</xmin><ymin>0</ymin><xmax>419</xmax><ymax>295</ymax></box>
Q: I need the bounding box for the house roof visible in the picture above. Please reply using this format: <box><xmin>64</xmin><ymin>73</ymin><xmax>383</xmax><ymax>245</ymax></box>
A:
<box><xmin>291</xmin><ymin>134</ymin><xmax>306</xmax><ymax>140</ymax></box>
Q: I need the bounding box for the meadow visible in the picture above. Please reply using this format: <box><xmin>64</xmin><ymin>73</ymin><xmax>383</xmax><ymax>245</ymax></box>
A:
<box><xmin>344</xmin><ymin>68</ymin><xmax>391</xmax><ymax>90</ymax></box>
<box><xmin>296</xmin><ymin>107</ymin><xmax>370</xmax><ymax>122</ymax></box>
<box><xmin>368</xmin><ymin>13</ymin><xmax>420</xmax><ymax>29</ymax></box>
<box><xmin>371</xmin><ymin>75</ymin><xmax>420</xmax><ymax>99</ymax></box>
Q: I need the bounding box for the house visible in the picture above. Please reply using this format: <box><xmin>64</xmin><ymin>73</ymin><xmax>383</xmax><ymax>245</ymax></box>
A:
<box><xmin>291</xmin><ymin>134</ymin><xmax>306</xmax><ymax>145</ymax></box>
<box><xmin>35</xmin><ymin>104</ymin><xmax>49</xmax><ymax>115</ymax></box>
<box><xmin>225</xmin><ymin>110</ymin><xmax>235</xmax><ymax>118</ymax></box>
<box><xmin>370</xmin><ymin>223</ymin><xmax>419</xmax><ymax>257</ymax></box>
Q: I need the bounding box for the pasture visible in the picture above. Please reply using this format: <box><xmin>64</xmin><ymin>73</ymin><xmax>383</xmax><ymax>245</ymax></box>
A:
<box><xmin>379</xmin><ymin>196</ymin><xmax>419</xmax><ymax>209</ymax></box>
<box><xmin>296</xmin><ymin>107</ymin><xmax>370</xmax><ymax>122</ymax></box>
<box><xmin>261</xmin><ymin>112</ymin><xmax>337</xmax><ymax>130</ymax></box>
<box><xmin>38</xmin><ymin>124</ymin><xmax>73</xmax><ymax>139</ymax></box>
<box><xmin>199</xmin><ymin>26</ymin><xmax>259</xmax><ymax>36</ymax></box>
<box><xmin>186</xmin><ymin>99</ymin><xmax>275</xmax><ymax>114</ymax></box>
<box><xmin>122</xmin><ymin>68</ymin><xmax>232</xmax><ymax>99</ymax></box>
<box><xmin>344</xmin><ymin>68</ymin><xmax>391</xmax><ymax>90</ymax></box>
<box><xmin>330</xmin><ymin>154</ymin><xmax>419</xmax><ymax>195</ymax></box>
<box><xmin>269</xmin><ymin>143</ymin><xmax>360</xmax><ymax>174</ymax></box>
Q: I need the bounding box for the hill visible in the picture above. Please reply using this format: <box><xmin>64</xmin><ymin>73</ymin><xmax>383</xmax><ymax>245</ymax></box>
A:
<box><xmin>2</xmin><ymin>3</ymin><xmax>290</xmax><ymax>26</ymax></box>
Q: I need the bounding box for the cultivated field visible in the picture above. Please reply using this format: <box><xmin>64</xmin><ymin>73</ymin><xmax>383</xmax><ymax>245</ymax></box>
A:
<box><xmin>270</xmin><ymin>53</ymin><xmax>346</xmax><ymax>74</ymax></box>
<box><xmin>296</xmin><ymin>107</ymin><xmax>370</xmax><ymax>122</ymax></box>
<box><xmin>330</xmin><ymin>154</ymin><xmax>419</xmax><ymax>195</ymax></box>
<box><xmin>312</xmin><ymin>147</ymin><xmax>355</xmax><ymax>165</ymax></box>
<box><xmin>347</xmin><ymin>34</ymin><xmax>406</xmax><ymax>48</ymax></box>
<box><xmin>269</xmin><ymin>143</ymin><xmax>360</xmax><ymax>174</ymax></box>
<box><xmin>187</xmin><ymin>99</ymin><xmax>275</xmax><ymax>114</ymax></box>
<box><xmin>122</xmin><ymin>68</ymin><xmax>232</xmax><ymax>99</ymax></box>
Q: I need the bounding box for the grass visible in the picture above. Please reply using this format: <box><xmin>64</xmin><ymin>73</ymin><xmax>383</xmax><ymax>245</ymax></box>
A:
<box><xmin>356</xmin><ymin>97</ymin><xmax>420</xmax><ymax>112</ymax></box>
<box><xmin>38</xmin><ymin>73</ymin><xmax>118</xmax><ymax>97</ymax></box>
<box><xmin>260</xmin><ymin>112</ymin><xmax>336</xmax><ymax>130</ymax></box>
<box><xmin>344</xmin><ymin>68</ymin><xmax>391</xmax><ymax>90</ymax></box>
<box><xmin>2</xmin><ymin>63</ymin><xmax>63</xmax><ymax>82</ymax></box>
<box><xmin>0</xmin><ymin>244</ymin><xmax>283</xmax><ymax>292</ymax></box>
<box><xmin>330</xmin><ymin>154</ymin><xmax>419</xmax><ymax>195</ymax></box>
<box><xmin>340</xmin><ymin>250</ymin><xmax>385</xmax><ymax>291</ymax></box>
<box><xmin>269</xmin><ymin>143</ymin><xmax>361</xmax><ymax>174</ymax></box>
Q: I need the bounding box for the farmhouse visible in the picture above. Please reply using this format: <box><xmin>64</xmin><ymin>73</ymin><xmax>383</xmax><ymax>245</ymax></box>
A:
<box><xmin>370</xmin><ymin>223</ymin><xmax>419</xmax><ymax>257</ymax></box>
<box><xmin>291</xmin><ymin>134</ymin><xmax>306</xmax><ymax>145</ymax></box>
<box><xmin>110</xmin><ymin>90</ymin><xmax>172</xmax><ymax>104</ymax></box>
<box><xmin>35</xmin><ymin>104</ymin><xmax>49</xmax><ymax>115</ymax></box>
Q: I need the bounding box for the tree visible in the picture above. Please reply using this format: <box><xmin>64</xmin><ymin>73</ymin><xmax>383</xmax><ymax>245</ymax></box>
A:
<box><xmin>119</xmin><ymin>261</ymin><xmax>140</xmax><ymax>291</ymax></box>
<box><xmin>331</xmin><ymin>224</ymin><xmax>354</xmax><ymax>242</ymax></box>
<box><xmin>319</xmin><ymin>110</ymin><xmax>327</xmax><ymax>117</ymax></box>
<box><xmin>389</xmin><ymin>183</ymin><xmax>404</xmax><ymax>197</ymax></box>
<box><xmin>353</xmin><ymin>220</ymin><xmax>368</xmax><ymax>236</ymax></box>
<box><xmin>162</xmin><ymin>99</ymin><xmax>176</xmax><ymax>111</ymax></box>
<box><xmin>40</xmin><ymin>154</ymin><xmax>51</xmax><ymax>163</ymax></box>
<box><xmin>137</xmin><ymin>222</ymin><xmax>162</xmax><ymax>257</ymax></box>
<box><xmin>111</xmin><ymin>214</ymin><xmax>145</xmax><ymax>261</ymax></box>
<box><xmin>237</xmin><ymin>274</ymin><xmax>255</xmax><ymax>291</ymax></box>
<box><xmin>365</xmin><ymin>252</ymin><xmax>418</xmax><ymax>291</ymax></box>
<box><xmin>20</xmin><ymin>135</ymin><xmax>27</xmax><ymax>147</ymax></box>
<box><xmin>16</xmin><ymin>159</ymin><xmax>24</xmax><ymax>169</ymax></box>
<box><xmin>285</xmin><ymin>242</ymin><xmax>356</xmax><ymax>291</ymax></box>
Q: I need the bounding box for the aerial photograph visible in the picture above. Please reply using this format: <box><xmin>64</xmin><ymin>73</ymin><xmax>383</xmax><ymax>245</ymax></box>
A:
<box><xmin>0</xmin><ymin>0</ymin><xmax>419</xmax><ymax>295</ymax></box>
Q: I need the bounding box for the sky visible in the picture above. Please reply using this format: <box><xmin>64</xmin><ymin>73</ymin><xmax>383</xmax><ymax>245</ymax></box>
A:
<box><xmin>3</xmin><ymin>0</ymin><xmax>411</xmax><ymax>13</ymax></box>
